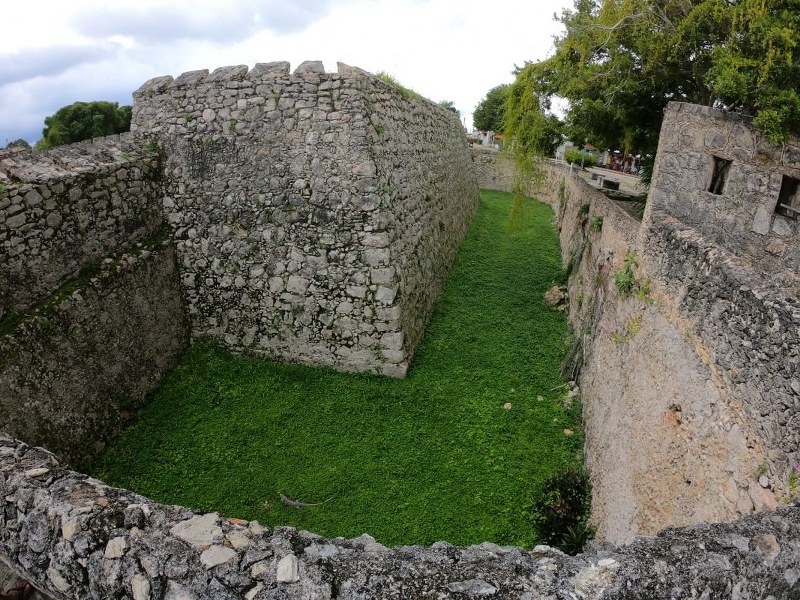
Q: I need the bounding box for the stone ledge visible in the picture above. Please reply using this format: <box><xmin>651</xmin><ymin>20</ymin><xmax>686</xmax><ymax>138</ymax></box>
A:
<box><xmin>1</xmin><ymin>436</ymin><xmax>797</xmax><ymax>599</ymax></box>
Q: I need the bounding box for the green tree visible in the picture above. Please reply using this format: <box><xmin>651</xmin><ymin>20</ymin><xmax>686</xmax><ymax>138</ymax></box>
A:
<box><xmin>709</xmin><ymin>0</ymin><xmax>800</xmax><ymax>142</ymax></box>
<box><xmin>37</xmin><ymin>101</ymin><xmax>132</xmax><ymax>149</ymax></box>
<box><xmin>504</xmin><ymin>66</ymin><xmax>563</xmax><ymax>159</ymax></box>
<box><xmin>507</xmin><ymin>0</ymin><xmax>800</xmax><ymax>154</ymax></box>
<box><xmin>528</xmin><ymin>0</ymin><xmax>734</xmax><ymax>154</ymax></box>
<box><xmin>473</xmin><ymin>84</ymin><xmax>510</xmax><ymax>132</ymax></box>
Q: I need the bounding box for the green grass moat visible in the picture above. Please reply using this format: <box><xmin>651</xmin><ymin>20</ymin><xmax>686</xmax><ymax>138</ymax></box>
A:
<box><xmin>90</xmin><ymin>189</ymin><xmax>581</xmax><ymax>548</ymax></box>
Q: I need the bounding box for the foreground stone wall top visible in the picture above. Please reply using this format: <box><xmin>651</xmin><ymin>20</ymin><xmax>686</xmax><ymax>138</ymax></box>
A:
<box><xmin>131</xmin><ymin>61</ymin><xmax>478</xmax><ymax>377</ymax></box>
<box><xmin>2</xmin><ymin>436</ymin><xmax>798</xmax><ymax>599</ymax></box>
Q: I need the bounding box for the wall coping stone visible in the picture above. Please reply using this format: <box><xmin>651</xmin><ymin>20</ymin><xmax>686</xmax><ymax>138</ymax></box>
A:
<box><xmin>2</xmin><ymin>438</ymin><xmax>799</xmax><ymax>599</ymax></box>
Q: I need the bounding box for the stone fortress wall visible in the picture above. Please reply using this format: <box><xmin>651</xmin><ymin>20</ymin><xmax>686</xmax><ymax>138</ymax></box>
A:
<box><xmin>645</xmin><ymin>103</ymin><xmax>800</xmax><ymax>476</ymax></box>
<box><xmin>0</xmin><ymin>138</ymin><xmax>188</xmax><ymax>466</ymax></box>
<box><xmin>131</xmin><ymin>60</ymin><xmax>478</xmax><ymax>378</ymax></box>
<box><xmin>1</xmin><ymin>436</ymin><xmax>797</xmax><ymax>600</ymax></box>
<box><xmin>0</xmin><ymin>136</ymin><xmax>163</xmax><ymax>320</ymax></box>
<box><xmin>473</xmin><ymin>102</ymin><xmax>798</xmax><ymax>545</ymax></box>
<box><xmin>0</xmin><ymin>60</ymin><xmax>478</xmax><ymax>463</ymax></box>
<box><xmin>1</xmin><ymin>78</ymin><xmax>799</xmax><ymax>597</ymax></box>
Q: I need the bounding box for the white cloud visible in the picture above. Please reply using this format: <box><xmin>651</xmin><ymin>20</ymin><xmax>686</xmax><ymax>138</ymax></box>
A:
<box><xmin>0</xmin><ymin>43</ymin><xmax>120</xmax><ymax>87</ymax></box>
<box><xmin>0</xmin><ymin>0</ymin><xmax>570</xmax><ymax>144</ymax></box>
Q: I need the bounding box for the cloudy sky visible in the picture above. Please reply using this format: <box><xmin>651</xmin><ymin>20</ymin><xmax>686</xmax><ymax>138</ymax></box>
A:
<box><xmin>1</xmin><ymin>0</ymin><xmax>571</xmax><ymax>145</ymax></box>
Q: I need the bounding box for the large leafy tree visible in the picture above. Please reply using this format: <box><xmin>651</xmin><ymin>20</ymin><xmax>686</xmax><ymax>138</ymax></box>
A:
<box><xmin>37</xmin><ymin>101</ymin><xmax>132</xmax><ymax>149</ymax></box>
<box><xmin>473</xmin><ymin>84</ymin><xmax>510</xmax><ymax>132</ymax></box>
<box><xmin>507</xmin><ymin>0</ymin><xmax>800</xmax><ymax>158</ymax></box>
<box><xmin>709</xmin><ymin>0</ymin><xmax>800</xmax><ymax>142</ymax></box>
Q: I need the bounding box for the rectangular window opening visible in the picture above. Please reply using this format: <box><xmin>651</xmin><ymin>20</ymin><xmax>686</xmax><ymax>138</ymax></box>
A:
<box><xmin>776</xmin><ymin>174</ymin><xmax>800</xmax><ymax>220</ymax></box>
<box><xmin>708</xmin><ymin>156</ymin><xmax>732</xmax><ymax>195</ymax></box>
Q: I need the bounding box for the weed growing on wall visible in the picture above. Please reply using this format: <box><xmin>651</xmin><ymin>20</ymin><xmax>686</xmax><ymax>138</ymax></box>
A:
<box><xmin>612</xmin><ymin>251</ymin><xmax>652</xmax><ymax>304</ymax></box>
<box><xmin>609</xmin><ymin>315</ymin><xmax>642</xmax><ymax>343</ymax></box>
<box><xmin>375</xmin><ymin>72</ymin><xmax>422</xmax><ymax>101</ymax></box>
<box><xmin>143</xmin><ymin>138</ymin><xmax>159</xmax><ymax>154</ymax></box>
<box><xmin>789</xmin><ymin>464</ymin><xmax>800</xmax><ymax>500</ymax></box>
<box><xmin>91</xmin><ymin>190</ymin><xmax>581</xmax><ymax>548</ymax></box>
<box><xmin>612</xmin><ymin>252</ymin><xmax>639</xmax><ymax>296</ymax></box>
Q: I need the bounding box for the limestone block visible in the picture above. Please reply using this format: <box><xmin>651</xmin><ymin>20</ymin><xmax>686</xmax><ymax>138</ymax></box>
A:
<box><xmin>5</xmin><ymin>211</ymin><xmax>25</xmax><ymax>228</ymax></box>
<box><xmin>375</xmin><ymin>286</ymin><xmax>397</xmax><ymax>305</ymax></box>
<box><xmin>751</xmin><ymin>206</ymin><xmax>773</xmax><ymax>235</ymax></box>
<box><xmin>364</xmin><ymin>248</ymin><xmax>390</xmax><ymax>267</ymax></box>
<box><xmin>276</xmin><ymin>554</ymin><xmax>300</xmax><ymax>583</ymax></box>
<box><xmin>370</xmin><ymin>267</ymin><xmax>395</xmax><ymax>285</ymax></box>
<box><xmin>173</xmin><ymin>69</ymin><xmax>209</xmax><ymax>87</ymax></box>
<box><xmin>200</xmin><ymin>545</ymin><xmax>237</xmax><ymax>568</ymax></box>
<box><xmin>286</xmin><ymin>275</ymin><xmax>309</xmax><ymax>294</ymax></box>
<box><xmin>346</xmin><ymin>285</ymin><xmax>367</xmax><ymax>299</ymax></box>
<box><xmin>249</xmin><ymin>61</ymin><xmax>290</xmax><ymax>78</ymax></box>
<box><xmin>337</xmin><ymin>62</ymin><xmax>371</xmax><ymax>77</ymax></box>
<box><xmin>170</xmin><ymin>513</ymin><xmax>223</xmax><ymax>547</ymax></box>
<box><xmin>381</xmin><ymin>332</ymin><xmax>404</xmax><ymax>351</ymax></box>
<box><xmin>772</xmin><ymin>217</ymin><xmax>794</xmax><ymax>237</ymax></box>
<box><xmin>363</xmin><ymin>232</ymin><xmax>389</xmax><ymax>248</ymax></box>
<box><xmin>294</xmin><ymin>61</ymin><xmax>325</xmax><ymax>75</ymax></box>
<box><xmin>133</xmin><ymin>75</ymin><xmax>174</xmax><ymax>97</ymax></box>
<box><xmin>104</xmin><ymin>536</ymin><xmax>127</xmax><ymax>558</ymax></box>
<box><xmin>131</xmin><ymin>574</ymin><xmax>151</xmax><ymax>600</ymax></box>
<box><xmin>24</xmin><ymin>189</ymin><xmax>43</xmax><ymax>206</ymax></box>
<box><xmin>164</xmin><ymin>581</ymin><xmax>198</xmax><ymax>600</ymax></box>
<box><xmin>207</xmin><ymin>64</ymin><xmax>248</xmax><ymax>82</ymax></box>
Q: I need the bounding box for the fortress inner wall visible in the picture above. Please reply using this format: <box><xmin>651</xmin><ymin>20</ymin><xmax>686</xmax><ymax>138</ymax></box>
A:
<box><xmin>645</xmin><ymin>103</ymin><xmax>800</xmax><ymax>476</ymax></box>
<box><xmin>474</xmin><ymin>126</ymin><xmax>798</xmax><ymax>545</ymax></box>
<box><xmin>0</xmin><ymin>239</ymin><xmax>189</xmax><ymax>467</ymax></box>
<box><xmin>0</xmin><ymin>137</ymin><xmax>163</xmax><ymax>321</ymax></box>
<box><xmin>131</xmin><ymin>61</ymin><xmax>479</xmax><ymax>377</ymax></box>
<box><xmin>0</xmin><ymin>138</ymin><xmax>188</xmax><ymax>467</ymax></box>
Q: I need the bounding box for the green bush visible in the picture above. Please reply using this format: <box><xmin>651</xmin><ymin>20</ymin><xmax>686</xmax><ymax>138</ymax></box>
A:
<box><xmin>531</xmin><ymin>467</ymin><xmax>594</xmax><ymax>554</ymax></box>
<box><xmin>564</xmin><ymin>149</ymin><xmax>598</xmax><ymax>168</ymax></box>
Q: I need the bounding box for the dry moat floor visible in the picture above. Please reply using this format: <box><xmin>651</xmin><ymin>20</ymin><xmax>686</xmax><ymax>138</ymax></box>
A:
<box><xmin>90</xmin><ymin>189</ymin><xmax>581</xmax><ymax>548</ymax></box>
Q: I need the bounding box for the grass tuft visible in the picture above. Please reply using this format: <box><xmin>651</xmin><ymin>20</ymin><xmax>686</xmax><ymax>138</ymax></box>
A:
<box><xmin>90</xmin><ymin>190</ymin><xmax>581</xmax><ymax>548</ymax></box>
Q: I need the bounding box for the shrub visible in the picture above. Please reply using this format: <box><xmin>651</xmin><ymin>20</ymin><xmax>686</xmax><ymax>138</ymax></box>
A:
<box><xmin>564</xmin><ymin>149</ymin><xmax>598</xmax><ymax>168</ymax></box>
<box><xmin>531</xmin><ymin>467</ymin><xmax>594</xmax><ymax>554</ymax></box>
